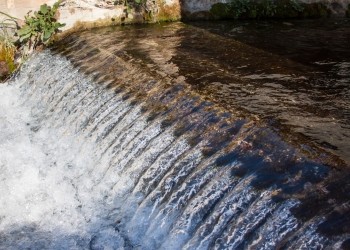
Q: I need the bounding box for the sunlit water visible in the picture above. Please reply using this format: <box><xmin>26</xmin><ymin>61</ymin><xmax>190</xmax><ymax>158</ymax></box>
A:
<box><xmin>0</xmin><ymin>20</ymin><xmax>349</xmax><ymax>249</ymax></box>
<box><xmin>54</xmin><ymin>19</ymin><xmax>350</xmax><ymax>165</ymax></box>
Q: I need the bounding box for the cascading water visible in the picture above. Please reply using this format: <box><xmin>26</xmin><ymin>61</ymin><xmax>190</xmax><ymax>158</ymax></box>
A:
<box><xmin>1</xmin><ymin>22</ymin><xmax>349</xmax><ymax>249</ymax></box>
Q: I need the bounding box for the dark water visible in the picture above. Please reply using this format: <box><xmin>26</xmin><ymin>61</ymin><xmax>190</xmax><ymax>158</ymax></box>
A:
<box><xmin>1</xmin><ymin>20</ymin><xmax>349</xmax><ymax>249</ymax></box>
<box><xmin>183</xmin><ymin>19</ymin><xmax>350</xmax><ymax>166</ymax></box>
<box><xmin>64</xmin><ymin>19</ymin><xmax>350</xmax><ymax>166</ymax></box>
<box><xmin>119</xmin><ymin>19</ymin><xmax>350</xmax><ymax>165</ymax></box>
<box><xmin>51</xmin><ymin>20</ymin><xmax>350</xmax><ymax>246</ymax></box>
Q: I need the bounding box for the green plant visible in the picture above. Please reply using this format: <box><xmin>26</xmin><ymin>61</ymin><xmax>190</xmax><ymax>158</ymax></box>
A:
<box><xmin>115</xmin><ymin>0</ymin><xmax>146</xmax><ymax>8</ymax></box>
<box><xmin>0</xmin><ymin>36</ymin><xmax>16</xmax><ymax>73</ymax></box>
<box><xmin>17</xmin><ymin>1</ymin><xmax>65</xmax><ymax>54</ymax></box>
<box><xmin>289</xmin><ymin>0</ymin><xmax>304</xmax><ymax>12</ymax></box>
<box><xmin>115</xmin><ymin>0</ymin><xmax>154</xmax><ymax>22</ymax></box>
<box><xmin>210</xmin><ymin>3</ymin><xmax>232</xmax><ymax>18</ymax></box>
<box><xmin>210</xmin><ymin>0</ymin><xmax>330</xmax><ymax>19</ymax></box>
<box><xmin>0</xmin><ymin>1</ymin><xmax>65</xmax><ymax>79</ymax></box>
<box><xmin>0</xmin><ymin>11</ymin><xmax>19</xmax><ymax>31</ymax></box>
<box><xmin>134</xmin><ymin>0</ymin><xmax>145</xmax><ymax>4</ymax></box>
<box><xmin>229</xmin><ymin>0</ymin><xmax>252</xmax><ymax>19</ymax></box>
<box><xmin>258</xmin><ymin>0</ymin><xmax>277</xmax><ymax>17</ymax></box>
<box><xmin>0</xmin><ymin>11</ymin><xmax>19</xmax><ymax>76</ymax></box>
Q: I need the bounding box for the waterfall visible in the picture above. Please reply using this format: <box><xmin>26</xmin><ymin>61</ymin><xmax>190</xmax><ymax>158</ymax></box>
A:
<box><xmin>0</xmin><ymin>28</ymin><xmax>349</xmax><ymax>249</ymax></box>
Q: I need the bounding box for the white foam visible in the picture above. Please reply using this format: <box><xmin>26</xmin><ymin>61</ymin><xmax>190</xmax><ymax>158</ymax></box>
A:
<box><xmin>0</xmin><ymin>83</ymin><xmax>124</xmax><ymax>248</ymax></box>
<box><xmin>0</xmin><ymin>51</ymin><xmax>336</xmax><ymax>249</ymax></box>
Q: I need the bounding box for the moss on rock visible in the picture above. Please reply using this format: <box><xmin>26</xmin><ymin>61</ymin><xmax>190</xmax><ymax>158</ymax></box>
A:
<box><xmin>301</xmin><ymin>2</ymin><xmax>331</xmax><ymax>18</ymax></box>
<box><xmin>210</xmin><ymin>0</ymin><xmax>331</xmax><ymax>20</ymax></box>
<box><xmin>156</xmin><ymin>2</ymin><xmax>181</xmax><ymax>22</ymax></box>
<box><xmin>210</xmin><ymin>3</ymin><xmax>232</xmax><ymax>19</ymax></box>
<box><xmin>0</xmin><ymin>42</ymin><xmax>16</xmax><ymax>80</ymax></box>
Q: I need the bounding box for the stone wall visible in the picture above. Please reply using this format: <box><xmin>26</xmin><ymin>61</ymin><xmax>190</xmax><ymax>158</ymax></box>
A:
<box><xmin>0</xmin><ymin>0</ymin><xmax>349</xmax><ymax>31</ymax></box>
<box><xmin>182</xmin><ymin>0</ymin><xmax>350</xmax><ymax>19</ymax></box>
<box><xmin>300</xmin><ymin>0</ymin><xmax>350</xmax><ymax>15</ymax></box>
<box><xmin>0</xmin><ymin>0</ymin><xmax>181</xmax><ymax>30</ymax></box>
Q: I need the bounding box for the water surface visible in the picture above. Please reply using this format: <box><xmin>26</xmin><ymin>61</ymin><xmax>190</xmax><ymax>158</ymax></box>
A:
<box><xmin>63</xmin><ymin>20</ymin><xmax>350</xmax><ymax>166</ymax></box>
<box><xmin>0</xmin><ymin>20</ymin><xmax>350</xmax><ymax>249</ymax></box>
<box><xmin>188</xmin><ymin>19</ymin><xmax>350</xmax><ymax>166</ymax></box>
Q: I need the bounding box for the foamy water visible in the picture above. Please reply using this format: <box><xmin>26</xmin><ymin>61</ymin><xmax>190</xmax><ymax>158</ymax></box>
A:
<box><xmin>0</xmin><ymin>82</ymin><xmax>124</xmax><ymax>249</ymax></box>
<box><xmin>0</xmin><ymin>50</ymin><xmax>346</xmax><ymax>249</ymax></box>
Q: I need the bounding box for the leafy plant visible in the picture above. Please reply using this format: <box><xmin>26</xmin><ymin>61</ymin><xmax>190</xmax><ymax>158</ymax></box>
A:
<box><xmin>17</xmin><ymin>1</ymin><xmax>65</xmax><ymax>54</ymax></box>
<box><xmin>0</xmin><ymin>1</ymin><xmax>65</xmax><ymax>79</ymax></box>
<box><xmin>229</xmin><ymin>0</ymin><xmax>252</xmax><ymax>19</ymax></box>
<box><xmin>289</xmin><ymin>0</ymin><xmax>304</xmax><ymax>13</ymax></box>
<box><xmin>114</xmin><ymin>0</ymin><xmax>146</xmax><ymax>7</ymax></box>
<box><xmin>211</xmin><ymin>0</ymin><xmax>314</xmax><ymax>19</ymax></box>
<box><xmin>258</xmin><ymin>0</ymin><xmax>277</xmax><ymax>17</ymax></box>
<box><xmin>115</xmin><ymin>0</ymin><xmax>153</xmax><ymax>21</ymax></box>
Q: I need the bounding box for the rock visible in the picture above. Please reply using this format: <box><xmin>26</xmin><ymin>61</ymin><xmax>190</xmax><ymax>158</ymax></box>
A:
<box><xmin>0</xmin><ymin>0</ymin><xmax>349</xmax><ymax>31</ymax></box>
<box><xmin>0</xmin><ymin>0</ymin><xmax>181</xmax><ymax>30</ymax></box>
<box><xmin>0</xmin><ymin>61</ymin><xmax>10</xmax><ymax>80</ymax></box>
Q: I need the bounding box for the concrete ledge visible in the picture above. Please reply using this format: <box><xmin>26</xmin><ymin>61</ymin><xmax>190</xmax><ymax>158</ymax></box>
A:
<box><xmin>0</xmin><ymin>0</ymin><xmax>349</xmax><ymax>32</ymax></box>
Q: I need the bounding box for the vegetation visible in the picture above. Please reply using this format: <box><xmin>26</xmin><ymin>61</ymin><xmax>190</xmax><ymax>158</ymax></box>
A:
<box><xmin>113</xmin><ymin>0</ymin><xmax>157</xmax><ymax>22</ymax></box>
<box><xmin>0</xmin><ymin>34</ymin><xmax>16</xmax><ymax>73</ymax></box>
<box><xmin>346</xmin><ymin>4</ymin><xmax>350</xmax><ymax>18</ymax></box>
<box><xmin>0</xmin><ymin>12</ymin><xmax>19</xmax><ymax>78</ymax></box>
<box><xmin>210</xmin><ymin>0</ymin><xmax>330</xmax><ymax>19</ymax></box>
<box><xmin>0</xmin><ymin>1</ymin><xmax>65</xmax><ymax>80</ymax></box>
<box><xmin>18</xmin><ymin>1</ymin><xmax>65</xmax><ymax>55</ymax></box>
<box><xmin>114</xmin><ymin>0</ymin><xmax>147</xmax><ymax>7</ymax></box>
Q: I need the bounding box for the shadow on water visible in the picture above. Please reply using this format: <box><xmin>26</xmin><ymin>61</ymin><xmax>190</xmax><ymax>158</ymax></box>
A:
<box><xmin>51</xmin><ymin>19</ymin><xmax>350</xmax><ymax>243</ymax></box>
<box><xmin>175</xmin><ymin>19</ymin><xmax>350</xmax><ymax>167</ymax></box>
<box><xmin>162</xmin><ymin>20</ymin><xmax>349</xmax><ymax>166</ymax></box>
<box><xmin>0</xmin><ymin>224</ymin><xmax>89</xmax><ymax>249</ymax></box>
<box><xmin>187</xmin><ymin>19</ymin><xmax>350</xmax><ymax>68</ymax></box>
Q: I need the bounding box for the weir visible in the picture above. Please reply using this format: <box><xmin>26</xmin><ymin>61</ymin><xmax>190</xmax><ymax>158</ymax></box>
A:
<box><xmin>0</xmin><ymin>22</ymin><xmax>349</xmax><ymax>249</ymax></box>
